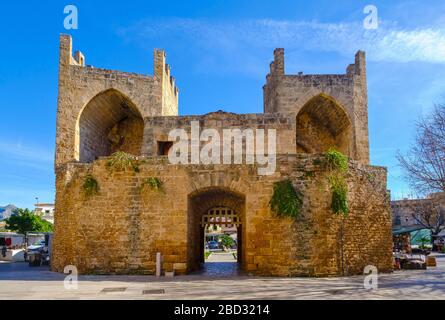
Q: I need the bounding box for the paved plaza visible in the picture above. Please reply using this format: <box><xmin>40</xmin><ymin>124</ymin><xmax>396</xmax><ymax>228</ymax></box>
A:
<box><xmin>0</xmin><ymin>254</ymin><xmax>444</xmax><ymax>300</ymax></box>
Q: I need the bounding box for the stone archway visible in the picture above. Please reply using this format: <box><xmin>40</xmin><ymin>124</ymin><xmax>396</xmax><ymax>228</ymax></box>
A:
<box><xmin>187</xmin><ymin>187</ymin><xmax>246</xmax><ymax>273</ymax></box>
<box><xmin>76</xmin><ymin>89</ymin><xmax>144</xmax><ymax>163</ymax></box>
<box><xmin>296</xmin><ymin>93</ymin><xmax>352</xmax><ymax>156</ymax></box>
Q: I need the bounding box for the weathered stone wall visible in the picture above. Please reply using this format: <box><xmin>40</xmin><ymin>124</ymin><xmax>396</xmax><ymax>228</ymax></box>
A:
<box><xmin>142</xmin><ymin>111</ymin><xmax>296</xmax><ymax>157</ymax></box>
<box><xmin>52</xmin><ymin>154</ymin><xmax>392</xmax><ymax>276</ymax></box>
<box><xmin>153</xmin><ymin>49</ymin><xmax>179</xmax><ymax>116</ymax></box>
<box><xmin>109</xmin><ymin>117</ymin><xmax>144</xmax><ymax>156</ymax></box>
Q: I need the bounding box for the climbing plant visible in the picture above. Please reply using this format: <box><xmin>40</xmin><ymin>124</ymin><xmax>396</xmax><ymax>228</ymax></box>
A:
<box><xmin>329</xmin><ymin>175</ymin><xmax>349</xmax><ymax>215</ymax></box>
<box><xmin>82</xmin><ymin>174</ymin><xmax>99</xmax><ymax>197</ymax></box>
<box><xmin>106</xmin><ymin>151</ymin><xmax>139</xmax><ymax>173</ymax></box>
<box><xmin>269</xmin><ymin>179</ymin><xmax>303</xmax><ymax>218</ymax></box>
<box><xmin>325</xmin><ymin>148</ymin><xmax>349</xmax><ymax>215</ymax></box>
<box><xmin>324</xmin><ymin>149</ymin><xmax>349</xmax><ymax>275</ymax></box>
<box><xmin>141</xmin><ymin>177</ymin><xmax>163</xmax><ymax>191</ymax></box>
<box><xmin>325</xmin><ymin>148</ymin><xmax>348</xmax><ymax>172</ymax></box>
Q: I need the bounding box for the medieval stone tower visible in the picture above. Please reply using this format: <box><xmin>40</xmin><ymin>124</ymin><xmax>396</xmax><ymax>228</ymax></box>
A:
<box><xmin>55</xmin><ymin>34</ymin><xmax>178</xmax><ymax>167</ymax></box>
<box><xmin>52</xmin><ymin>35</ymin><xmax>392</xmax><ymax>277</ymax></box>
<box><xmin>263</xmin><ymin>48</ymin><xmax>369</xmax><ymax>163</ymax></box>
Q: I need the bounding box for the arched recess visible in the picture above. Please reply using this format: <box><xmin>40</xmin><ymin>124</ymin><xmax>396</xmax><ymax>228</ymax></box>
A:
<box><xmin>296</xmin><ymin>93</ymin><xmax>352</xmax><ymax>156</ymax></box>
<box><xmin>187</xmin><ymin>187</ymin><xmax>246</xmax><ymax>273</ymax></box>
<box><xmin>76</xmin><ymin>89</ymin><xmax>144</xmax><ymax>163</ymax></box>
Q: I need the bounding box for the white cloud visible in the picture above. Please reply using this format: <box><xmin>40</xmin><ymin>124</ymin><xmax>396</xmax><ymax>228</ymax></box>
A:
<box><xmin>371</xmin><ymin>28</ymin><xmax>445</xmax><ymax>63</ymax></box>
<box><xmin>118</xmin><ymin>18</ymin><xmax>445</xmax><ymax>65</ymax></box>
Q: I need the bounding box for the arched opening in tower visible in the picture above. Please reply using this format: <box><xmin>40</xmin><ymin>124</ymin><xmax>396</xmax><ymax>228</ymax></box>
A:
<box><xmin>77</xmin><ymin>89</ymin><xmax>144</xmax><ymax>163</ymax></box>
<box><xmin>296</xmin><ymin>94</ymin><xmax>352</xmax><ymax>156</ymax></box>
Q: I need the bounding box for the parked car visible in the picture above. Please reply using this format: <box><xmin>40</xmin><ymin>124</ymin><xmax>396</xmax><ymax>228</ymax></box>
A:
<box><xmin>401</xmin><ymin>259</ymin><xmax>427</xmax><ymax>270</ymax></box>
<box><xmin>411</xmin><ymin>248</ymin><xmax>431</xmax><ymax>256</ymax></box>
<box><xmin>207</xmin><ymin>241</ymin><xmax>219</xmax><ymax>250</ymax></box>
<box><xmin>27</xmin><ymin>240</ymin><xmax>45</xmax><ymax>252</ymax></box>
<box><xmin>27</xmin><ymin>240</ymin><xmax>50</xmax><ymax>267</ymax></box>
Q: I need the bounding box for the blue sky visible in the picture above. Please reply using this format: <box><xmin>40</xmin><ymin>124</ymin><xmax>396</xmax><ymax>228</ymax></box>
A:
<box><xmin>1</xmin><ymin>0</ymin><xmax>445</xmax><ymax>209</ymax></box>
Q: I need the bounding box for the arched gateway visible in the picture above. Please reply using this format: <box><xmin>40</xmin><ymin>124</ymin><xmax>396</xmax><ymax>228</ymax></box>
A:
<box><xmin>187</xmin><ymin>188</ymin><xmax>246</xmax><ymax>273</ymax></box>
<box><xmin>52</xmin><ymin>36</ymin><xmax>393</xmax><ymax>278</ymax></box>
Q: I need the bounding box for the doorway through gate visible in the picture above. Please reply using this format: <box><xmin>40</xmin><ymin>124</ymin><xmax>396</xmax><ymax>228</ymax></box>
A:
<box><xmin>187</xmin><ymin>188</ymin><xmax>245</xmax><ymax>276</ymax></box>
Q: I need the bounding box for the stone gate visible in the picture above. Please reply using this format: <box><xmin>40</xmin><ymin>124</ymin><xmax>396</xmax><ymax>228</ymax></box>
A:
<box><xmin>52</xmin><ymin>35</ymin><xmax>393</xmax><ymax>276</ymax></box>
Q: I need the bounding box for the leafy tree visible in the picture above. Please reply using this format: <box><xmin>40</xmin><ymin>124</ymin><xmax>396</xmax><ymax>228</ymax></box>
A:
<box><xmin>4</xmin><ymin>208</ymin><xmax>53</xmax><ymax>245</ymax></box>
<box><xmin>220</xmin><ymin>234</ymin><xmax>235</xmax><ymax>251</ymax></box>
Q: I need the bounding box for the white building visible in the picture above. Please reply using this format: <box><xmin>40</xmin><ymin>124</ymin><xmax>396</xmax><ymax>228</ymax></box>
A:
<box><xmin>34</xmin><ymin>203</ymin><xmax>55</xmax><ymax>224</ymax></box>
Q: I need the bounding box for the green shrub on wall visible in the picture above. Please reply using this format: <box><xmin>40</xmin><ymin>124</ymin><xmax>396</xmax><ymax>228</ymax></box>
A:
<box><xmin>141</xmin><ymin>177</ymin><xmax>163</xmax><ymax>191</ymax></box>
<box><xmin>325</xmin><ymin>149</ymin><xmax>349</xmax><ymax>215</ymax></box>
<box><xmin>325</xmin><ymin>148</ymin><xmax>348</xmax><ymax>172</ymax></box>
<box><xmin>329</xmin><ymin>175</ymin><xmax>349</xmax><ymax>215</ymax></box>
<box><xmin>82</xmin><ymin>174</ymin><xmax>99</xmax><ymax>197</ymax></box>
<box><xmin>269</xmin><ymin>179</ymin><xmax>303</xmax><ymax>218</ymax></box>
<box><xmin>106</xmin><ymin>151</ymin><xmax>139</xmax><ymax>172</ymax></box>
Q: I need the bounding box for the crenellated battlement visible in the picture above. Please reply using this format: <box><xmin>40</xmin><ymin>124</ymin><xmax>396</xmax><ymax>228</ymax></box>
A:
<box><xmin>153</xmin><ymin>48</ymin><xmax>179</xmax><ymax>116</ymax></box>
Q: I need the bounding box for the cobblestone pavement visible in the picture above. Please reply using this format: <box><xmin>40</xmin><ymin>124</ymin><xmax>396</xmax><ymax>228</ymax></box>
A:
<box><xmin>0</xmin><ymin>255</ymin><xmax>445</xmax><ymax>300</ymax></box>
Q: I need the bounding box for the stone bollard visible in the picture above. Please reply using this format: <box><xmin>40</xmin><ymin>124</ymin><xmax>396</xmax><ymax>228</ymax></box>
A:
<box><xmin>156</xmin><ymin>252</ymin><xmax>162</xmax><ymax>277</ymax></box>
<box><xmin>165</xmin><ymin>271</ymin><xmax>175</xmax><ymax>278</ymax></box>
